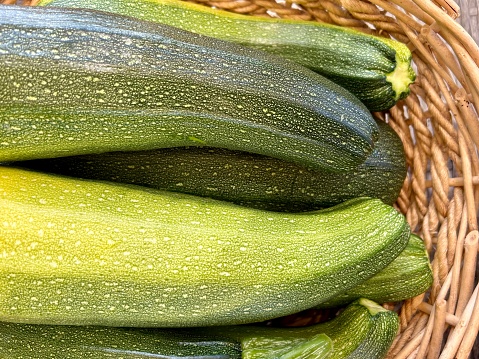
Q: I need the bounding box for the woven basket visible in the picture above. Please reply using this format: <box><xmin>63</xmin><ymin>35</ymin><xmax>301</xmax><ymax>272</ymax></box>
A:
<box><xmin>2</xmin><ymin>0</ymin><xmax>479</xmax><ymax>357</ymax></box>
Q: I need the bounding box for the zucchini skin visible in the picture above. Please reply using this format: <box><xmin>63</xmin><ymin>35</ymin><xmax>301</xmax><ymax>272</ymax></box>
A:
<box><xmin>346</xmin><ymin>299</ymin><xmax>399</xmax><ymax>359</ymax></box>
<box><xmin>39</xmin><ymin>0</ymin><xmax>416</xmax><ymax>111</ymax></box>
<box><xmin>0</xmin><ymin>324</ymin><xmax>243</xmax><ymax>358</ymax></box>
<box><xmin>317</xmin><ymin>234</ymin><xmax>433</xmax><ymax>308</ymax></box>
<box><xmin>200</xmin><ymin>298</ymin><xmax>398</xmax><ymax>359</ymax></box>
<box><xmin>0</xmin><ymin>5</ymin><xmax>377</xmax><ymax>172</ymax></box>
<box><xmin>19</xmin><ymin>119</ymin><xmax>406</xmax><ymax>211</ymax></box>
<box><xmin>0</xmin><ymin>166</ymin><xmax>410</xmax><ymax>327</ymax></box>
<box><xmin>0</xmin><ymin>299</ymin><xmax>393</xmax><ymax>359</ymax></box>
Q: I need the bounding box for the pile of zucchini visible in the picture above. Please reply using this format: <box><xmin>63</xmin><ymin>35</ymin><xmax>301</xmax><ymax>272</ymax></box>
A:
<box><xmin>0</xmin><ymin>2</ymin><xmax>429</xmax><ymax>358</ymax></box>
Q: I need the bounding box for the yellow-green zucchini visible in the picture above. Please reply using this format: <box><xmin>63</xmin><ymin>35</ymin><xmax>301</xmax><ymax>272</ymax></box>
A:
<box><xmin>0</xmin><ymin>166</ymin><xmax>410</xmax><ymax>327</ymax></box>
<box><xmin>17</xmin><ymin>118</ymin><xmax>406</xmax><ymax>211</ymax></box>
<box><xmin>38</xmin><ymin>0</ymin><xmax>416</xmax><ymax>110</ymax></box>
<box><xmin>317</xmin><ymin>234</ymin><xmax>432</xmax><ymax>308</ymax></box>
<box><xmin>0</xmin><ymin>5</ymin><xmax>377</xmax><ymax>172</ymax></box>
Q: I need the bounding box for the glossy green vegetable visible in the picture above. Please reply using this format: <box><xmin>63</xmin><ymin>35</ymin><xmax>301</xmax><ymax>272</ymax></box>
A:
<box><xmin>346</xmin><ymin>299</ymin><xmax>399</xmax><ymax>359</ymax></box>
<box><xmin>0</xmin><ymin>299</ymin><xmax>397</xmax><ymax>359</ymax></box>
<box><xmin>0</xmin><ymin>324</ymin><xmax>244</xmax><ymax>359</ymax></box>
<box><xmin>317</xmin><ymin>234</ymin><xmax>433</xmax><ymax>308</ymax></box>
<box><xmin>0</xmin><ymin>323</ymin><xmax>332</xmax><ymax>359</ymax></box>
<box><xmin>202</xmin><ymin>298</ymin><xmax>399</xmax><ymax>359</ymax></box>
<box><xmin>17</xmin><ymin>119</ymin><xmax>406</xmax><ymax>211</ymax></box>
<box><xmin>0</xmin><ymin>166</ymin><xmax>410</xmax><ymax>327</ymax></box>
<box><xmin>38</xmin><ymin>0</ymin><xmax>416</xmax><ymax>110</ymax></box>
<box><xmin>0</xmin><ymin>5</ymin><xmax>377</xmax><ymax>172</ymax></box>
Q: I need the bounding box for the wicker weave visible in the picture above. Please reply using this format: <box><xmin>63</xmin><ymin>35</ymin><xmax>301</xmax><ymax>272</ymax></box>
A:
<box><xmin>2</xmin><ymin>0</ymin><xmax>479</xmax><ymax>357</ymax></box>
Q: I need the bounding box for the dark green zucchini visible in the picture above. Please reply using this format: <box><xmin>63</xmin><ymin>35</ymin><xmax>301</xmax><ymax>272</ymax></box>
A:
<box><xmin>0</xmin><ymin>324</ymin><xmax>243</xmax><ymax>358</ymax></box>
<box><xmin>317</xmin><ymin>234</ymin><xmax>433</xmax><ymax>308</ymax></box>
<box><xmin>38</xmin><ymin>0</ymin><xmax>416</xmax><ymax>110</ymax></box>
<box><xmin>18</xmin><ymin>119</ymin><xmax>406</xmax><ymax>211</ymax></box>
<box><xmin>0</xmin><ymin>299</ymin><xmax>396</xmax><ymax>359</ymax></box>
<box><xmin>0</xmin><ymin>166</ymin><xmax>410</xmax><ymax>327</ymax></box>
<box><xmin>0</xmin><ymin>320</ymin><xmax>332</xmax><ymax>359</ymax></box>
<box><xmin>346</xmin><ymin>299</ymin><xmax>399</xmax><ymax>359</ymax></box>
<box><xmin>0</xmin><ymin>5</ymin><xmax>377</xmax><ymax>172</ymax></box>
<box><xmin>200</xmin><ymin>298</ymin><xmax>399</xmax><ymax>359</ymax></box>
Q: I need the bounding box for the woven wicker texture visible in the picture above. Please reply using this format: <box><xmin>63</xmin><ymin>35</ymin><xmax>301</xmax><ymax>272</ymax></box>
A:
<box><xmin>1</xmin><ymin>0</ymin><xmax>479</xmax><ymax>357</ymax></box>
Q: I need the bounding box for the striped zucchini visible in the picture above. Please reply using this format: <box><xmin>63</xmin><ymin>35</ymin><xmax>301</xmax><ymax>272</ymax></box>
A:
<box><xmin>18</xmin><ymin>118</ymin><xmax>406</xmax><ymax>211</ymax></box>
<box><xmin>0</xmin><ymin>299</ymin><xmax>396</xmax><ymax>359</ymax></box>
<box><xmin>0</xmin><ymin>5</ymin><xmax>377</xmax><ymax>172</ymax></box>
<box><xmin>0</xmin><ymin>166</ymin><xmax>410</xmax><ymax>327</ymax></box>
<box><xmin>38</xmin><ymin>0</ymin><xmax>416</xmax><ymax>110</ymax></box>
<box><xmin>317</xmin><ymin>234</ymin><xmax>433</xmax><ymax>308</ymax></box>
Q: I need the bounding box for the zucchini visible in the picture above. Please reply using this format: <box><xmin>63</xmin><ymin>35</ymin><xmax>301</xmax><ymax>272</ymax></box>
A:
<box><xmin>0</xmin><ymin>5</ymin><xmax>377</xmax><ymax>173</ymax></box>
<box><xmin>38</xmin><ymin>0</ymin><xmax>416</xmax><ymax>110</ymax></box>
<box><xmin>317</xmin><ymin>234</ymin><xmax>433</xmax><ymax>308</ymax></box>
<box><xmin>0</xmin><ymin>299</ymin><xmax>396</xmax><ymax>359</ymax></box>
<box><xmin>0</xmin><ymin>324</ymin><xmax>332</xmax><ymax>359</ymax></box>
<box><xmin>346</xmin><ymin>299</ymin><xmax>399</xmax><ymax>359</ymax></box>
<box><xmin>0</xmin><ymin>323</ymin><xmax>244</xmax><ymax>359</ymax></box>
<box><xmin>0</xmin><ymin>166</ymin><xmax>410</xmax><ymax>327</ymax></box>
<box><xmin>17</xmin><ymin>118</ymin><xmax>406</xmax><ymax>211</ymax></box>
<box><xmin>196</xmin><ymin>298</ymin><xmax>399</xmax><ymax>359</ymax></box>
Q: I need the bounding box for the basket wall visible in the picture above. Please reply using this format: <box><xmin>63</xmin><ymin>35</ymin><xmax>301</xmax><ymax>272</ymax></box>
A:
<box><xmin>2</xmin><ymin>0</ymin><xmax>479</xmax><ymax>357</ymax></box>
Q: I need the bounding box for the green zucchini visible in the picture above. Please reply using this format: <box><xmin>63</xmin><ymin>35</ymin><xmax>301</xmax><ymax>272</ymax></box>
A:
<box><xmin>0</xmin><ymin>323</ymin><xmax>332</xmax><ymax>359</ymax></box>
<box><xmin>18</xmin><ymin>118</ymin><xmax>406</xmax><ymax>211</ymax></box>
<box><xmin>0</xmin><ymin>299</ymin><xmax>396</xmax><ymax>359</ymax></box>
<box><xmin>346</xmin><ymin>299</ymin><xmax>399</xmax><ymax>359</ymax></box>
<box><xmin>38</xmin><ymin>0</ymin><xmax>416</xmax><ymax>110</ymax></box>
<box><xmin>317</xmin><ymin>234</ymin><xmax>433</xmax><ymax>308</ymax></box>
<box><xmin>0</xmin><ymin>5</ymin><xmax>377</xmax><ymax>173</ymax></box>
<box><xmin>197</xmin><ymin>298</ymin><xmax>399</xmax><ymax>359</ymax></box>
<box><xmin>0</xmin><ymin>166</ymin><xmax>410</xmax><ymax>327</ymax></box>
<box><xmin>0</xmin><ymin>323</ymin><xmax>244</xmax><ymax>359</ymax></box>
